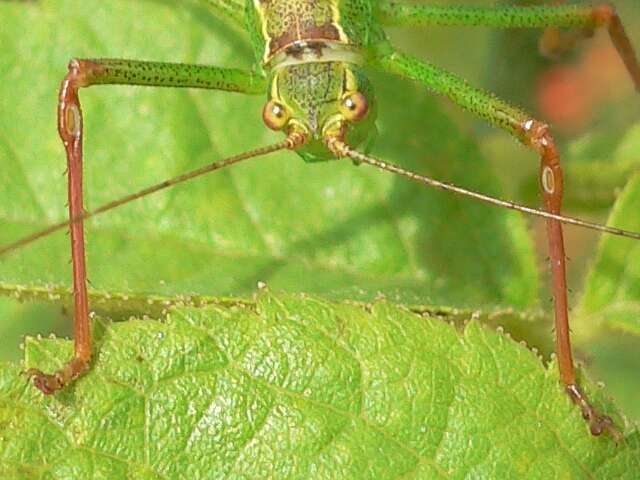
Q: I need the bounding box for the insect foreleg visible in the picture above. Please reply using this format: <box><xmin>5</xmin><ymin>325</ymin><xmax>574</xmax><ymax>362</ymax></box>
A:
<box><xmin>373</xmin><ymin>51</ymin><xmax>622</xmax><ymax>438</ymax></box>
<box><xmin>376</xmin><ymin>2</ymin><xmax>639</xmax><ymax>90</ymax></box>
<box><xmin>26</xmin><ymin>59</ymin><xmax>265</xmax><ymax>394</ymax></box>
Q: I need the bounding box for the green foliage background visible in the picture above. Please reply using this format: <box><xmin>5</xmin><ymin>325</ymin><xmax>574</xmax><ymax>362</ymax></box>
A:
<box><xmin>0</xmin><ymin>0</ymin><xmax>639</xmax><ymax>477</ymax></box>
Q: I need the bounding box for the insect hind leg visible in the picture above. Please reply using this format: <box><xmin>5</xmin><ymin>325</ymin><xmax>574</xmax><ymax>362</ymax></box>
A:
<box><xmin>523</xmin><ymin>119</ymin><xmax>618</xmax><ymax>439</ymax></box>
<box><xmin>26</xmin><ymin>60</ymin><xmax>91</xmax><ymax>394</ymax></box>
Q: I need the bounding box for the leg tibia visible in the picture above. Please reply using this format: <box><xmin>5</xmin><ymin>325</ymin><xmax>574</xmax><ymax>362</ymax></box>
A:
<box><xmin>27</xmin><ymin>60</ymin><xmax>93</xmax><ymax>394</ymax></box>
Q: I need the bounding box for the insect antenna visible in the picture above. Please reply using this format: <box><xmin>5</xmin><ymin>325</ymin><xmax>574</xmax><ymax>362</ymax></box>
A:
<box><xmin>335</xmin><ymin>142</ymin><xmax>640</xmax><ymax>241</ymax></box>
<box><xmin>0</xmin><ymin>138</ymin><xmax>298</xmax><ymax>256</ymax></box>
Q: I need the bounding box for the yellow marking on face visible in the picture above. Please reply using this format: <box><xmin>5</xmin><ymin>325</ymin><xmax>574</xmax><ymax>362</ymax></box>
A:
<box><xmin>270</xmin><ymin>71</ymin><xmax>281</xmax><ymax>101</ymax></box>
<box><xmin>344</xmin><ymin>68</ymin><xmax>358</xmax><ymax>93</ymax></box>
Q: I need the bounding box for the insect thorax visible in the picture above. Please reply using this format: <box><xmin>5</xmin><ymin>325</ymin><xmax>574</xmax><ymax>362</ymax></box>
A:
<box><xmin>248</xmin><ymin>0</ymin><xmax>375</xmax><ymax>65</ymax></box>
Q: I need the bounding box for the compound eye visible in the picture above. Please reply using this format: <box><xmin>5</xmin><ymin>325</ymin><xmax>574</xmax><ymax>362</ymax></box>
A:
<box><xmin>262</xmin><ymin>100</ymin><xmax>290</xmax><ymax>131</ymax></box>
<box><xmin>340</xmin><ymin>92</ymin><xmax>369</xmax><ymax>122</ymax></box>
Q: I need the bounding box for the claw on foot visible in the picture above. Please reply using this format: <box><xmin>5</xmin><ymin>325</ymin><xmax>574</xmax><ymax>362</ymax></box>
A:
<box><xmin>566</xmin><ymin>384</ymin><xmax>622</xmax><ymax>442</ymax></box>
<box><xmin>23</xmin><ymin>368</ymin><xmax>64</xmax><ymax>395</ymax></box>
<box><xmin>23</xmin><ymin>357</ymin><xmax>90</xmax><ymax>395</ymax></box>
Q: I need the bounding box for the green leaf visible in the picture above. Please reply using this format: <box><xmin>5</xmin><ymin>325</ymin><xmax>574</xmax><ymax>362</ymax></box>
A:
<box><xmin>0</xmin><ymin>0</ymin><xmax>537</xmax><ymax>309</ymax></box>
<box><xmin>2</xmin><ymin>294</ymin><xmax>638</xmax><ymax>478</ymax></box>
<box><xmin>574</xmin><ymin>127</ymin><xmax>640</xmax><ymax>426</ymax></box>
<box><xmin>0</xmin><ymin>282</ymin><xmax>558</xmax><ymax>359</ymax></box>
<box><xmin>577</xmin><ymin>166</ymin><xmax>640</xmax><ymax>334</ymax></box>
<box><xmin>0</xmin><ymin>297</ymin><xmax>67</xmax><ymax>362</ymax></box>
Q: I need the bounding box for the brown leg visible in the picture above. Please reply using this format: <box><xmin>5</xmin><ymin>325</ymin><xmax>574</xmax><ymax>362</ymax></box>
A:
<box><xmin>525</xmin><ymin>120</ymin><xmax>618</xmax><ymax>439</ymax></box>
<box><xmin>26</xmin><ymin>61</ymin><xmax>91</xmax><ymax>394</ymax></box>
